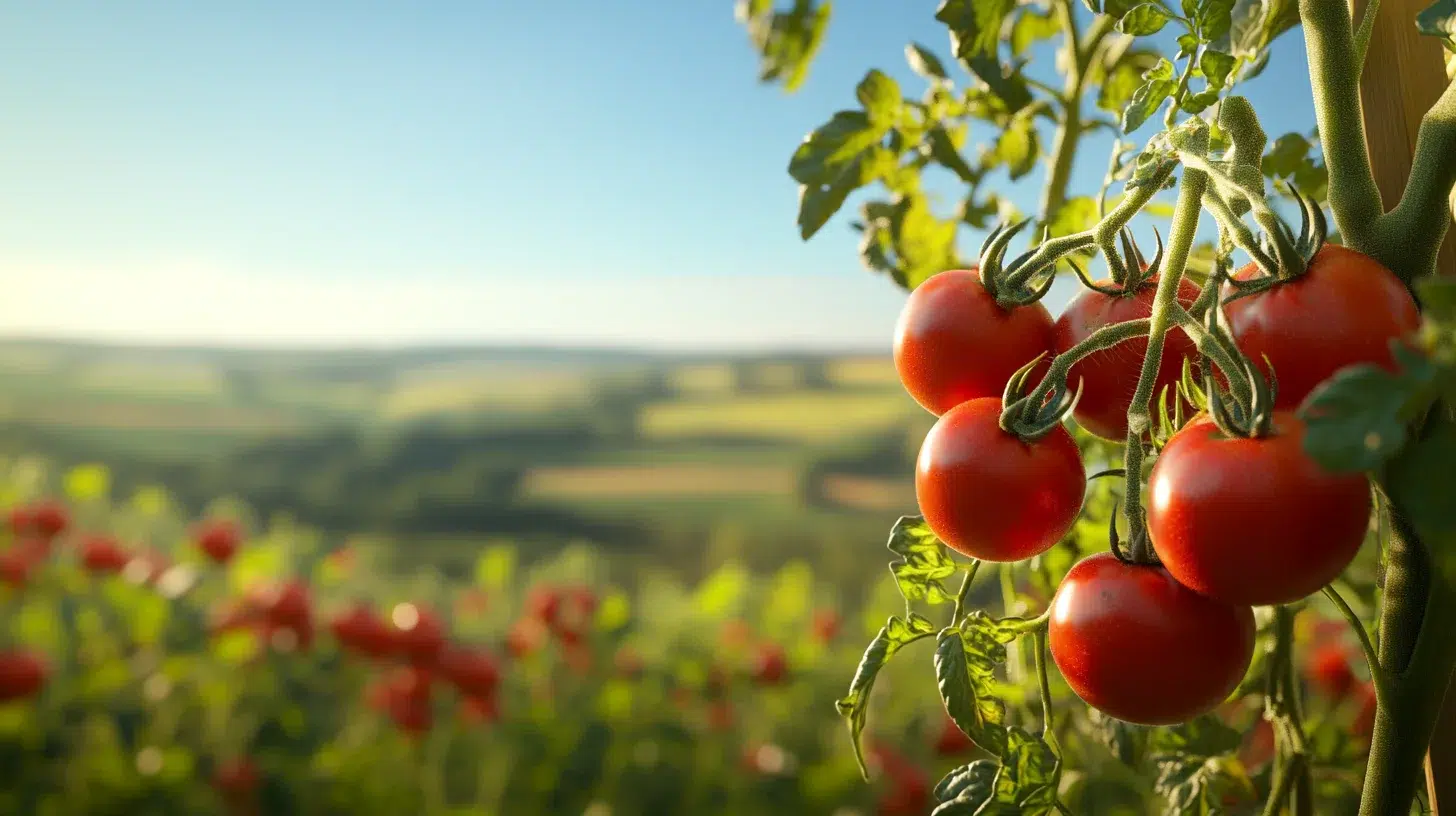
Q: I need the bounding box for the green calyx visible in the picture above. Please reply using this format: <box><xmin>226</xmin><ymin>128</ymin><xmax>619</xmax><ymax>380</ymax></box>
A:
<box><xmin>977</xmin><ymin>220</ymin><xmax>1057</xmax><ymax>309</ymax></box>
<box><xmin>997</xmin><ymin>354</ymin><xmax>1082</xmax><ymax>443</ymax></box>
<box><xmin>1107</xmin><ymin>499</ymin><xmax>1157</xmax><ymax>567</ymax></box>
<box><xmin>1070</xmin><ymin>227</ymin><xmax>1164</xmax><ymax>297</ymax></box>
<box><xmin>1223</xmin><ymin>185</ymin><xmax>1329</xmax><ymax>303</ymax></box>
<box><xmin>1202</xmin><ymin>307</ymin><xmax>1279</xmax><ymax>439</ymax></box>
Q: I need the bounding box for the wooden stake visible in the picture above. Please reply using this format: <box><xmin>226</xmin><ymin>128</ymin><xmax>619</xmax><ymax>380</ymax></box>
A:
<box><xmin>1348</xmin><ymin>1</ymin><xmax>1456</xmax><ymax>810</ymax></box>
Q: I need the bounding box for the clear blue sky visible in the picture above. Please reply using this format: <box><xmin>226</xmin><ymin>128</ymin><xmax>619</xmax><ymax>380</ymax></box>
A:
<box><xmin>0</xmin><ymin>2</ymin><xmax>1316</xmax><ymax>350</ymax></box>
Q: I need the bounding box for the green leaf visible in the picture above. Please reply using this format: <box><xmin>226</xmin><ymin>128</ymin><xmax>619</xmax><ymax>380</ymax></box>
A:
<box><xmin>963</xmin><ymin>54</ymin><xmax>1035</xmax><ymax>112</ymax></box>
<box><xmin>935</xmin><ymin>0</ymin><xmax>1017</xmax><ymax>60</ymax></box>
<box><xmin>836</xmin><ymin>614</ymin><xmax>937</xmax><ymax>778</ymax></box>
<box><xmin>907</xmin><ymin>42</ymin><xmax>950</xmax><ymax>80</ymax></box>
<box><xmin>857</xmin><ymin>69</ymin><xmax>903</xmax><ymax>125</ymax></box>
<box><xmin>1223</xmin><ymin>0</ymin><xmax>1301</xmax><ymax>78</ymax></box>
<box><xmin>935</xmin><ymin>760</ymin><xmax>999</xmax><ymax>805</ymax></box>
<box><xmin>987</xmin><ymin>727</ymin><xmax>1061</xmax><ymax>812</ymax></box>
<box><xmin>995</xmin><ymin>114</ymin><xmax>1040</xmax><ymax>180</ymax></box>
<box><xmin>891</xmin><ymin>191</ymin><xmax>960</xmax><ymax>288</ymax></box>
<box><xmin>1418</xmin><ymin>0</ymin><xmax>1456</xmax><ymax>52</ymax></box>
<box><xmin>927</xmin><ymin>125</ymin><xmax>978</xmax><ymax>182</ymax></box>
<box><xmin>1010</xmin><ymin>8</ymin><xmax>1061</xmax><ymax>56</ymax></box>
<box><xmin>1087</xmin><ymin>707</ymin><xmax>1146</xmax><ymax>766</ymax></box>
<box><xmin>934</xmin><ymin>613</ymin><xmax>1025</xmax><ymax>755</ymax></box>
<box><xmin>958</xmin><ymin>190</ymin><xmax>1002</xmax><ymax>229</ymax></box>
<box><xmin>788</xmin><ymin>111</ymin><xmax>886</xmax><ymax>186</ymax></box>
<box><xmin>1146</xmin><ymin>715</ymin><xmax>1243</xmax><ymax>756</ymax></box>
<box><xmin>797</xmin><ymin>153</ymin><xmax>881</xmax><ymax>240</ymax></box>
<box><xmin>1098</xmin><ymin>49</ymin><xmax>1163</xmax><ymax>113</ymax></box>
<box><xmin>1177</xmin><ymin>32</ymin><xmax>1201</xmax><ymax>58</ymax></box>
<box><xmin>1419</xmin><ymin>276</ymin><xmax>1456</xmax><ymax>322</ymax></box>
<box><xmin>886</xmin><ymin>516</ymin><xmax>960</xmax><ymax>608</ymax></box>
<box><xmin>1155</xmin><ymin>755</ymin><xmax>1254</xmax><ymax>815</ymax></box>
<box><xmin>739</xmin><ymin>0</ymin><xmax>833</xmax><ymax>92</ymax></box>
<box><xmin>1047</xmin><ymin>196</ymin><xmax>1099</xmax><ymax>239</ymax></box>
<box><xmin>1122</xmin><ymin>78</ymin><xmax>1176</xmax><ymax>132</ymax></box>
<box><xmin>1145</xmin><ymin>56</ymin><xmax>1177</xmax><ymax>81</ymax></box>
<box><xmin>1120</xmin><ymin>3</ymin><xmax>1173</xmax><ymax>36</ymax></box>
<box><xmin>1385</xmin><ymin>419</ymin><xmax>1456</xmax><ymax>589</ymax></box>
<box><xmin>1200</xmin><ymin>49</ymin><xmax>1237</xmax><ymax>87</ymax></box>
<box><xmin>1200</xmin><ymin>0</ymin><xmax>1236</xmax><ymax>41</ymax></box>
<box><xmin>1180</xmin><ymin>88</ymin><xmax>1221</xmax><ymax>113</ymax></box>
<box><xmin>1262</xmin><ymin>132</ymin><xmax>1311</xmax><ymax>177</ymax></box>
<box><xmin>1300</xmin><ymin>348</ymin><xmax>1445</xmax><ymax>473</ymax></box>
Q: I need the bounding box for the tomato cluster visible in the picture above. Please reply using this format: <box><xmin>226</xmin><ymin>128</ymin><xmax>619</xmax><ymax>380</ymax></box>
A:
<box><xmin>893</xmin><ymin>248</ymin><xmax>1413</xmax><ymax>726</ymax></box>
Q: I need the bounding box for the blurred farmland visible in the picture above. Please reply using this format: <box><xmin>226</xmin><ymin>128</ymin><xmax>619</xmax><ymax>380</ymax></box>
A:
<box><xmin>0</xmin><ymin>340</ymin><xmax>929</xmax><ymax>587</ymax></box>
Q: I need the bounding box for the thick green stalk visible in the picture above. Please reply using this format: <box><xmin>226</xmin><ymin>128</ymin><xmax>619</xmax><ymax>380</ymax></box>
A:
<box><xmin>1298</xmin><ymin>0</ymin><xmax>1385</xmax><ymax>248</ymax></box>
<box><xmin>1383</xmin><ymin>78</ymin><xmax>1456</xmax><ymax>283</ymax></box>
<box><xmin>1122</xmin><ymin>146</ymin><xmax>1208</xmax><ymax>552</ymax></box>
<box><xmin>1038</xmin><ymin>5</ymin><xmax>1114</xmax><ymax>229</ymax></box>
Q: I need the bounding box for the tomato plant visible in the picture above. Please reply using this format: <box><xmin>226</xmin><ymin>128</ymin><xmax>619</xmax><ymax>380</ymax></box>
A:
<box><xmin>740</xmin><ymin>0</ymin><xmax>1456</xmax><ymax>811</ymax></box>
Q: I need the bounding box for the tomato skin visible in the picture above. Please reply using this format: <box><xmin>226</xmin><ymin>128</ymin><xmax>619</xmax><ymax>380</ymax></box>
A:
<box><xmin>195</xmin><ymin>520</ymin><xmax>241</xmax><ymax>565</ymax></box>
<box><xmin>894</xmin><ymin>269</ymin><xmax>1056</xmax><ymax>416</ymax></box>
<box><xmin>1050</xmin><ymin>552</ymin><xmax>1255</xmax><ymax>725</ymax></box>
<box><xmin>391</xmin><ymin>604</ymin><xmax>447</xmax><ymax>666</ymax></box>
<box><xmin>29</xmin><ymin>499</ymin><xmax>68</xmax><ymax>540</ymax></box>
<box><xmin>1307</xmin><ymin>644</ymin><xmax>1357</xmax><ymax>702</ymax></box>
<box><xmin>440</xmin><ymin>647</ymin><xmax>502</xmax><ymax>697</ymax></box>
<box><xmin>1054</xmin><ymin>277</ymin><xmax>1201</xmax><ymax>440</ymax></box>
<box><xmin>1148</xmin><ymin>413</ymin><xmax>1371</xmax><ymax>606</ymax></box>
<box><xmin>329</xmin><ymin>603</ymin><xmax>394</xmax><ymax>660</ymax></box>
<box><xmin>751</xmin><ymin>643</ymin><xmax>789</xmax><ymax>686</ymax></box>
<box><xmin>915</xmin><ymin>398</ymin><xmax>1085</xmax><ymax>562</ymax></box>
<box><xmin>1225</xmin><ymin>245</ymin><xmax>1421</xmax><ymax>410</ymax></box>
<box><xmin>0</xmin><ymin>650</ymin><xmax>48</xmax><ymax>702</ymax></box>
<box><xmin>80</xmin><ymin>535</ymin><xmax>130</xmax><ymax>575</ymax></box>
<box><xmin>0</xmin><ymin>550</ymin><xmax>30</xmax><ymax>589</ymax></box>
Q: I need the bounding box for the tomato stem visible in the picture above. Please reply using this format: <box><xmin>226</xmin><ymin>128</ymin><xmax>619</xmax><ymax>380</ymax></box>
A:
<box><xmin>951</xmin><ymin>560</ymin><xmax>980</xmax><ymax>624</ymax></box>
<box><xmin>1033</xmin><ymin>628</ymin><xmax>1059</xmax><ymax>757</ymax></box>
<box><xmin>1322</xmin><ymin>583</ymin><xmax>1392</xmax><ymax>711</ymax></box>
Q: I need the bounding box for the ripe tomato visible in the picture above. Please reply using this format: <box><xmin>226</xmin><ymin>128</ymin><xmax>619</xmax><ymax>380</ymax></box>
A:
<box><xmin>195</xmin><ymin>520</ymin><xmax>241</xmax><ymax>565</ymax></box>
<box><xmin>811</xmin><ymin>608</ymin><xmax>841</xmax><ymax>644</ymax></box>
<box><xmin>29</xmin><ymin>499</ymin><xmax>68</xmax><ymax>540</ymax></box>
<box><xmin>80</xmin><ymin>535</ymin><xmax>130</xmax><ymax>574</ymax></box>
<box><xmin>329</xmin><ymin>603</ymin><xmax>393</xmax><ymax>659</ymax></box>
<box><xmin>213</xmin><ymin>759</ymin><xmax>260</xmax><ymax>803</ymax></box>
<box><xmin>894</xmin><ymin>268</ymin><xmax>1056</xmax><ymax>416</ymax></box>
<box><xmin>440</xmin><ymin>647</ymin><xmax>502</xmax><ymax>697</ymax></box>
<box><xmin>460</xmin><ymin>693</ymin><xmax>500</xmax><ymax>725</ymax></box>
<box><xmin>525</xmin><ymin>585</ymin><xmax>562</xmax><ymax>627</ymax></box>
<box><xmin>1054</xmin><ymin>276</ymin><xmax>1200</xmax><ymax>440</ymax></box>
<box><xmin>933</xmin><ymin>714</ymin><xmax>975</xmax><ymax>757</ymax></box>
<box><xmin>0</xmin><ymin>650</ymin><xmax>48</xmax><ymax>701</ymax></box>
<box><xmin>916</xmin><ymin>397</ymin><xmax>1085</xmax><ymax>561</ymax></box>
<box><xmin>1049</xmin><ymin>552</ymin><xmax>1255</xmax><ymax>725</ymax></box>
<box><xmin>0</xmin><ymin>550</ymin><xmax>30</xmax><ymax>588</ymax></box>
<box><xmin>1307</xmin><ymin>644</ymin><xmax>1358</xmax><ymax>702</ymax></box>
<box><xmin>1239</xmin><ymin>718</ymin><xmax>1276</xmax><ymax>770</ymax></box>
<box><xmin>7</xmin><ymin>506</ymin><xmax>33</xmax><ymax>535</ymax></box>
<box><xmin>383</xmin><ymin>666</ymin><xmax>434</xmax><ymax>735</ymax></box>
<box><xmin>1225</xmin><ymin>245</ymin><xmax>1421</xmax><ymax>410</ymax></box>
<box><xmin>260</xmin><ymin>581</ymin><xmax>314</xmax><ymax>651</ymax></box>
<box><xmin>390</xmin><ymin>603</ymin><xmax>446</xmax><ymax>665</ymax></box>
<box><xmin>1147</xmin><ymin>413</ymin><xmax>1371</xmax><ymax>606</ymax></box>
<box><xmin>751</xmin><ymin>643</ymin><xmax>789</xmax><ymax>686</ymax></box>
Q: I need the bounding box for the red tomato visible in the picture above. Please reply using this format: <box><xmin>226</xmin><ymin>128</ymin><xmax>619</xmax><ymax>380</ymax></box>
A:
<box><xmin>390</xmin><ymin>603</ymin><xmax>446</xmax><ymax>665</ymax></box>
<box><xmin>7</xmin><ymin>506</ymin><xmax>33</xmax><ymax>535</ymax></box>
<box><xmin>933</xmin><ymin>714</ymin><xmax>976</xmax><ymax>757</ymax></box>
<box><xmin>80</xmin><ymin>535</ymin><xmax>130</xmax><ymax>574</ymax></box>
<box><xmin>29</xmin><ymin>500</ymin><xmax>68</xmax><ymax>540</ymax></box>
<box><xmin>195</xmin><ymin>520</ymin><xmax>241</xmax><ymax>565</ymax></box>
<box><xmin>553</xmin><ymin>585</ymin><xmax>597</xmax><ymax>635</ymax></box>
<box><xmin>440</xmin><ymin>647</ymin><xmax>502</xmax><ymax>697</ymax></box>
<box><xmin>384</xmin><ymin>666</ymin><xmax>434</xmax><ymax>735</ymax></box>
<box><xmin>0</xmin><ymin>650</ymin><xmax>48</xmax><ymax>701</ymax></box>
<box><xmin>1307</xmin><ymin>644</ymin><xmax>1358</xmax><ymax>702</ymax></box>
<box><xmin>525</xmin><ymin>585</ymin><xmax>562</xmax><ymax>627</ymax></box>
<box><xmin>1225</xmin><ymin>245</ymin><xmax>1421</xmax><ymax>410</ymax></box>
<box><xmin>1049</xmin><ymin>552</ymin><xmax>1255</xmax><ymax>725</ymax></box>
<box><xmin>894</xmin><ymin>268</ymin><xmax>1056</xmax><ymax>415</ymax></box>
<box><xmin>1148</xmin><ymin>413</ymin><xmax>1371</xmax><ymax>606</ymax></box>
<box><xmin>505</xmin><ymin>617</ymin><xmax>549</xmax><ymax>659</ymax></box>
<box><xmin>1239</xmin><ymin>718</ymin><xmax>1276</xmax><ymax>770</ymax></box>
<box><xmin>1054</xmin><ymin>276</ymin><xmax>1200</xmax><ymax>440</ymax></box>
<box><xmin>1353</xmin><ymin>683</ymin><xmax>1378</xmax><ymax>741</ymax></box>
<box><xmin>811</xmin><ymin>608</ymin><xmax>841</xmax><ymax>644</ymax></box>
<box><xmin>0</xmin><ymin>550</ymin><xmax>30</xmax><ymax>588</ymax></box>
<box><xmin>460</xmin><ymin>693</ymin><xmax>500</xmax><ymax>725</ymax></box>
<box><xmin>916</xmin><ymin>397</ymin><xmax>1085</xmax><ymax>561</ymax></box>
<box><xmin>751</xmin><ymin>643</ymin><xmax>789</xmax><ymax>686</ymax></box>
<box><xmin>213</xmin><ymin>758</ymin><xmax>260</xmax><ymax>803</ymax></box>
<box><xmin>719</xmin><ymin>619</ymin><xmax>752</xmax><ymax>650</ymax></box>
<box><xmin>260</xmin><ymin>581</ymin><xmax>314</xmax><ymax>651</ymax></box>
<box><xmin>329</xmin><ymin>603</ymin><xmax>394</xmax><ymax>659</ymax></box>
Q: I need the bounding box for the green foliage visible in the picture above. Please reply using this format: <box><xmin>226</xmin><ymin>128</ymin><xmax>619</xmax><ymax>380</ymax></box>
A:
<box><xmin>934</xmin><ymin>0</ymin><xmax>1018</xmax><ymax>61</ymax></box>
<box><xmin>836</xmin><ymin>613</ymin><xmax>936</xmax><ymax>777</ymax></box>
<box><xmin>886</xmin><ymin>516</ymin><xmax>960</xmax><ymax>610</ymax></box>
<box><xmin>736</xmin><ymin>0</ymin><xmax>832</xmax><ymax>92</ymax></box>
<box><xmin>1418</xmin><ymin>0</ymin><xmax>1456</xmax><ymax>52</ymax></box>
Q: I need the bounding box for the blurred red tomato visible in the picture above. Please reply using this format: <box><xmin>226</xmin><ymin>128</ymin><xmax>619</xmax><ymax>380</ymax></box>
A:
<box><xmin>0</xmin><ymin>549</ymin><xmax>31</xmax><ymax>589</ymax></box>
<box><xmin>719</xmin><ymin>619</ymin><xmax>752</xmax><ymax>650</ymax></box>
<box><xmin>440</xmin><ymin>646</ymin><xmax>501</xmax><ymax>697</ymax></box>
<box><xmin>1239</xmin><ymin>718</ymin><xmax>1276</xmax><ymax>770</ymax></box>
<box><xmin>329</xmin><ymin>603</ymin><xmax>394</xmax><ymax>660</ymax></box>
<box><xmin>460</xmin><ymin>693</ymin><xmax>499</xmax><ymax>725</ymax></box>
<box><xmin>525</xmin><ymin>585</ymin><xmax>562</xmax><ymax>628</ymax></box>
<box><xmin>383</xmin><ymin>666</ymin><xmax>434</xmax><ymax>734</ymax></box>
<box><xmin>196</xmin><ymin>519</ymin><xmax>242</xmax><ymax>565</ymax></box>
<box><xmin>811</xmin><ymin>608</ymin><xmax>841</xmax><ymax>644</ymax></box>
<box><xmin>553</xmin><ymin>585</ymin><xmax>597</xmax><ymax>637</ymax></box>
<box><xmin>1307</xmin><ymin>644</ymin><xmax>1358</xmax><ymax>702</ymax></box>
<box><xmin>506</xmin><ymin>617</ymin><xmax>549</xmax><ymax>659</ymax></box>
<box><xmin>213</xmin><ymin>758</ymin><xmax>260</xmax><ymax>803</ymax></box>
<box><xmin>260</xmin><ymin>581</ymin><xmax>314</xmax><ymax>651</ymax></box>
<box><xmin>390</xmin><ymin>603</ymin><xmax>446</xmax><ymax>666</ymax></box>
<box><xmin>29</xmin><ymin>499</ymin><xmax>68</xmax><ymax>540</ymax></box>
<box><xmin>80</xmin><ymin>535</ymin><xmax>130</xmax><ymax>574</ymax></box>
<box><xmin>0</xmin><ymin>650</ymin><xmax>47</xmax><ymax>701</ymax></box>
<box><xmin>1353</xmin><ymin>683</ymin><xmax>1378</xmax><ymax>742</ymax></box>
<box><xmin>7</xmin><ymin>506</ymin><xmax>34</xmax><ymax>535</ymax></box>
<box><xmin>751</xmin><ymin>644</ymin><xmax>789</xmax><ymax>686</ymax></box>
<box><xmin>933</xmin><ymin>714</ymin><xmax>975</xmax><ymax>757</ymax></box>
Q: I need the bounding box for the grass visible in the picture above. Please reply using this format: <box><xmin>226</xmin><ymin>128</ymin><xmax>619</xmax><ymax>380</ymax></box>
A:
<box><xmin>520</xmin><ymin>464</ymin><xmax>799</xmax><ymax>500</ymax></box>
<box><xmin>637</xmin><ymin>391</ymin><xmax>918</xmax><ymax>443</ymax></box>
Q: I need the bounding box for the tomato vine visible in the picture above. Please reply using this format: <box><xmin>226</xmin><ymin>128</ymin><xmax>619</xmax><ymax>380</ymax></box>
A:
<box><xmin>740</xmin><ymin>0</ymin><xmax>1456</xmax><ymax>813</ymax></box>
